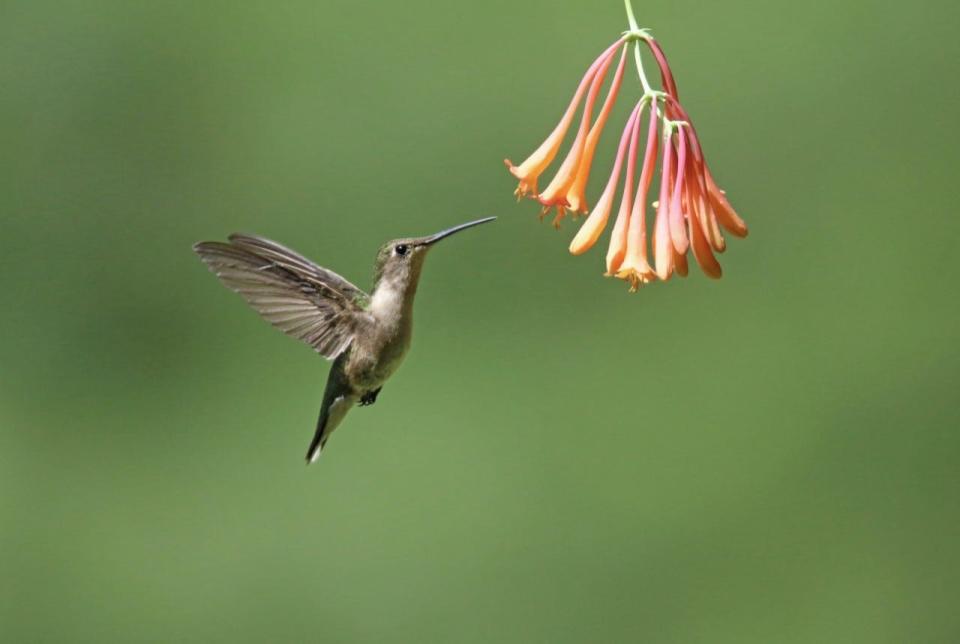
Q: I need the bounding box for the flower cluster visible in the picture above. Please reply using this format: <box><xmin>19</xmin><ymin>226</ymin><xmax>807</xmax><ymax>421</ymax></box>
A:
<box><xmin>504</xmin><ymin>3</ymin><xmax>747</xmax><ymax>291</ymax></box>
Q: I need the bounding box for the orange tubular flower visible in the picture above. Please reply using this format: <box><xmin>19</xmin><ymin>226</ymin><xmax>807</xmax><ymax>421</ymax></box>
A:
<box><xmin>705</xmin><ymin>165</ymin><xmax>748</xmax><ymax>237</ymax></box>
<box><xmin>604</xmin><ymin>100</ymin><xmax>644</xmax><ymax>274</ymax></box>
<box><xmin>652</xmin><ymin>132</ymin><xmax>676</xmax><ymax>280</ymax></box>
<box><xmin>564</xmin><ymin>45</ymin><xmax>629</xmax><ymax>216</ymax></box>
<box><xmin>669</xmin><ymin>126</ymin><xmax>690</xmax><ymax>255</ymax></box>
<box><xmin>615</xmin><ymin>102</ymin><xmax>659</xmax><ymax>290</ymax></box>
<box><xmin>504</xmin><ymin>0</ymin><xmax>748</xmax><ymax>292</ymax></box>
<box><xmin>569</xmin><ymin>101</ymin><xmax>642</xmax><ymax>256</ymax></box>
<box><xmin>504</xmin><ymin>39</ymin><xmax>624</xmax><ymax>201</ymax></box>
<box><xmin>538</xmin><ymin>42</ymin><xmax>622</xmax><ymax>225</ymax></box>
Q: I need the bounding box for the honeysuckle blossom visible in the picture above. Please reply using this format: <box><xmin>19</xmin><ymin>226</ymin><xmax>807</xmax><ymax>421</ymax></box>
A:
<box><xmin>505</xmin><ymin>0</ymin><xmax>748</xmax><ymax>291</ymax></box>
<box><xmin>504</xmin><ymin>39</ymin><xmax>624</xmax><ymax>203</ymax></box>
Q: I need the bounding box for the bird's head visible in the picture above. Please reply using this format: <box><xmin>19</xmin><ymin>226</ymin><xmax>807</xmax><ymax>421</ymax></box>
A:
<box><xmin>372</xmin><ymin>217</ymin><xmax>496</xmax><ymax>290</ymax></box>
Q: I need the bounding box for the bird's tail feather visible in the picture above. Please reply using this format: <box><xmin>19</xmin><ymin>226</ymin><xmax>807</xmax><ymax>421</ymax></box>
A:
<box><xmin>306</xmin><ymin>394</ymin><xmax>353</xmax><ymax>464</ymax></box>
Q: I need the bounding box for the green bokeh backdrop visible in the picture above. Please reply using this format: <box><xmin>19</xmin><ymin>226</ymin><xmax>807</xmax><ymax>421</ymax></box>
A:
<box><xmin>2</xmin><ymin>1</ymin><xmax>959</xmax><ymax>642</ymax></box>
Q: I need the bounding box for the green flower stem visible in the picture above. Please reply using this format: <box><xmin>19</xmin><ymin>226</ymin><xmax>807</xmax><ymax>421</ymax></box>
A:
<box><xmin>632</xmin><ymin>41</ymin><xmax>655</xmax><ymax>96</ymax></box>
<box><xmin>623</xmin><ymin>0</ymin><xmax>662</xmax><ymax>116</ymax></box>
<box><xmin>624</xmin><ymin>0</ymin><xmax>640</xmax><ymax>31</ymax></box>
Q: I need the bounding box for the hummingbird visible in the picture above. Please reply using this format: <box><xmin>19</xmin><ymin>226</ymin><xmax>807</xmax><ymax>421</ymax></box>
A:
<box><xmin>193</xmin><ymin>216</ymin><xmax>495</xmax><ymax>464</ymax></box>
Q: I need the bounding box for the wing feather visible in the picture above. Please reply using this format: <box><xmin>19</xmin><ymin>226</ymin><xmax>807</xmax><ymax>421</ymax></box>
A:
<box><xmin>227</xmin><ymin>233</ymin><xmax>368</xmax><ymax>305</ymax></box>
<box><xmin>193</xmin><ymin>236</ymin><xmax>371</xmax><ymax>359</ymax></box>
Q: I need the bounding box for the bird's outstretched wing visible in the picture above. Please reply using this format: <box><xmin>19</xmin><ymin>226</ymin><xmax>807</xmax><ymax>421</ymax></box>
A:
<box><xmin>194</xmin><ymin>234</ymin><xmax>371</xmax><ymax>359</ymax></box>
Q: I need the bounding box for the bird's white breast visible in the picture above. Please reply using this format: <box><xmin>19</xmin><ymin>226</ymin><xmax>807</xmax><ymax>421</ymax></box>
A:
<box><xmin>369</xmin><ymin>281</ymin><xmax>404</xmax><ymax>319</ymax></box>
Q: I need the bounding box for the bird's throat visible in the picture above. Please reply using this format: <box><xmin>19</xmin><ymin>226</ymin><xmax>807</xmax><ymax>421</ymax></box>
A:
<box><xmin>370</xmin><ymin>278</ymin><xmax>414</xmax><ymax>324</ymax></box>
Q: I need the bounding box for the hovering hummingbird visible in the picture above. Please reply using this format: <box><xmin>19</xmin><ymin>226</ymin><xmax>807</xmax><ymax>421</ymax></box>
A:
<box><xmin>193</xmin><ymin>217</ymin><xmax>496</xmax><ymax>463</ymax></box>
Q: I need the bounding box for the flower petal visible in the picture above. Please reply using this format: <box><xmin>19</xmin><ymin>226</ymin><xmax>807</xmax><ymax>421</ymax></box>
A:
<box><xmin>704</xmin><ymin>166</ymin><xmax>748</xmax><ymax>238</ymax></box>
<box><xmin>565</xmin><ymin>44</ymin><xmax>629</xmax><ymax>215</ymax></box>
<box><xmin>669</xmin><ymin>127</ymin><xmax>690</xmax><ymax>254</ymax></box>
<box><xmin>615</xmin><ymin>102</ymin><xmax>659</xmax><ymax>289</ymax></box>
<box><xmin>605</xmin><ymin>101</ymin><xmax>645</xmax><ymax>274</ymax></box>
<box><xmin>653</xmin><ymin>130</ymin><xmax>675</xmax><ymax>280</ymax></box>
<box><xmin>569</xmin><ymin>100</ymin><xmax>641</xmax><ymax>255</ymax></box>
<box><xmin>673</xmin><ymin>244</ymin><xmax>689</xmax><ymax>277</ymax></box>
<box><xmin>680</xmin><ymin>138</ymin><xmax>726</xmax><ymax>254</ymax></box>
<box><xmin>505</xmin><ymin>39</ymin><xmax>624</xmax><ymax>198</ymax></box>
<box><xmin>665</xmin><ymin>95</ymin><xmax>747</xmax><ymax>239</ymax></box>
<box><xmin>685</xmin><ymin>171</ymin><xmax>723</xmax><ymax>278</ymax></box>
<box><xmin>539</xmin><ymin>42</ymin><xmax>621</xmax><ymax>216</ymax></box>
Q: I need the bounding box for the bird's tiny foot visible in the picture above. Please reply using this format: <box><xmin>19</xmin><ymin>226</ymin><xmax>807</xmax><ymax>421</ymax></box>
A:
<box><xmin>359</xmin><ymin>387</ymin><xmax>382</xmax><ymax>407</ymax></box>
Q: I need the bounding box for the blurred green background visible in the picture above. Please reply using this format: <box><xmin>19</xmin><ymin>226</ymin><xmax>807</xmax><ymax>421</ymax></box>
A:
<box><xmin>2</xmin><ymin>0</ymin><xmax>958</xmax><ymax>642</ymax></box>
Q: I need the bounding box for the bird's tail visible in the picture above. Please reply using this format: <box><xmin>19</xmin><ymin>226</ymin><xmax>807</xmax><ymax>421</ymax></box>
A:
<box><xmin>306</xmin><ymin>394</ymin><xmax>354</xmax><ymax>464</ymax></box>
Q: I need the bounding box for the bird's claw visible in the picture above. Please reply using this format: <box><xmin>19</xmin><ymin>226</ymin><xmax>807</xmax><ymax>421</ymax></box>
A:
<box><xmin>359</xmin><ymin>387</ymin><xmax>382</xmax><ymax>407</ymax></box>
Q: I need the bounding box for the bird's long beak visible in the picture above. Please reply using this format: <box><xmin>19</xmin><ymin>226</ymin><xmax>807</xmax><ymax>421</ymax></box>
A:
<box><xmin>418</xmin><ymin>217</ymin><xmax>496</xmax><ymax>246</ymax></box>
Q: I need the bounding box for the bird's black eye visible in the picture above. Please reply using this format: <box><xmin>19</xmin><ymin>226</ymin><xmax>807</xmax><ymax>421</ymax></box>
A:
<box><xmin>395</xmin><ymin>244</ymin><xmax>408</xmax><ymax>257</ymax></box>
